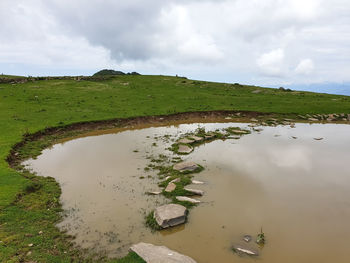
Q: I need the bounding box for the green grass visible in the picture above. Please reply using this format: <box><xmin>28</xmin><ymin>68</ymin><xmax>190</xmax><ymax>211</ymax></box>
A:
<box><xmin>0</xmin><ymin>74</ymin><xmax>25</xmax><ymax>79</ymax></box>
<box><xmin>0</xmin><ymin>74</ymin><xmax>350</xmax><ymax>262</ymax></box>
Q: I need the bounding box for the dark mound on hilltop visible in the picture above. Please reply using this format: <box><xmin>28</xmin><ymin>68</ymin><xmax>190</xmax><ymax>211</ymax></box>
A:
<box><xmin>93</xmin><ymin>69</ymin><xmax>140</xmax><ymax>76</ymax></box>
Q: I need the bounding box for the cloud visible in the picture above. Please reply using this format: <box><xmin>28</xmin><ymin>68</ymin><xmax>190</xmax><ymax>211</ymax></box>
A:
<box><xmin>295</xmin><ymin>59</ymin><xmax>314</xmax><ymax>75</ymax></box>
<box><xmin>0</xmin><ymin>0</ymin><xmax>350</xmax><ymax>87</ymax></box>
<box><xmin>256</xmin><ymin>49</ymin><xmax>285</xmax><ymax>77</ymax></box>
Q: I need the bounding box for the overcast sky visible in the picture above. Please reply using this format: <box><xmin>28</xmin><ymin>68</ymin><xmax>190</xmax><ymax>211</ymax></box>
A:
<box><xmin>1</xmin><ymin>0</ymin><xmax>350</xmax><ymax>91</ymax></box>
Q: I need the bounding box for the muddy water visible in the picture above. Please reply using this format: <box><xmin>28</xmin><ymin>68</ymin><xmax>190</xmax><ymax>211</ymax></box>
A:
<box><xmin>24</xmin><ymin>123</ymin><xmax>350</xmax><ymax>263</ymax></box>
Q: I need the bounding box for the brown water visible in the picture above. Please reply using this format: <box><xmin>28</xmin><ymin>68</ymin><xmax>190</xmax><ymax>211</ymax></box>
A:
<box><xmin>24</xmin><ymin>123</ymin><xmax>350</xmax><ymax>263</ymax></box>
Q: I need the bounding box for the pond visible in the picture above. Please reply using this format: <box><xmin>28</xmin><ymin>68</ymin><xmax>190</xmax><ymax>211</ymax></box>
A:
<box><xmin>24</xmin><ymin>122</ymin><xmax>350</xmax><ymax>263</ymax></box>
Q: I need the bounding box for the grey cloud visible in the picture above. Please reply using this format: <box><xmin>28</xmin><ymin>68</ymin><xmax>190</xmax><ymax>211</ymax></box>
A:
<box><xmin>43</xmin><ymin>0</ymin><xmax>221</xmax><ymax>62</ymax></box>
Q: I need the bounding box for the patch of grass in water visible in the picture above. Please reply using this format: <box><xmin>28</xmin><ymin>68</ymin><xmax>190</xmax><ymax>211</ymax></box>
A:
<box><xmin>145</xmin><ymin>212</ymin><xmax>161</xmax><ymax>231</ymax></box>
<box><xmin>112</xmin><ymin>252</ymin><xmax>146</xmax><ymax>263</ymax></box>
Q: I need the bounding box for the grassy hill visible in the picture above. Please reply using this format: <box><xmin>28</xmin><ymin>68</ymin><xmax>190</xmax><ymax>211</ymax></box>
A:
<box><xmin>0</xmin><ymin>74</ymin><xmax>26</xmax><ymax>79</ymax></box>
<box><xmin>0</xmin><ymin>74</ymin><xmax>350</xmax><ymax>262</ymax></box>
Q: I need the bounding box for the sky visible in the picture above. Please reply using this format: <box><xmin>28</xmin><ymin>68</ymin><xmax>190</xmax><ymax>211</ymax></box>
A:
<box><xmin>1</xmin><ymin>0</ymin><xmax>350</xmax><ymax>94</ymax></box>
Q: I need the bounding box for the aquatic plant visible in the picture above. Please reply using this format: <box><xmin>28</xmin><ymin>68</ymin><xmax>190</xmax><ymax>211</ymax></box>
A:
<box><xmin>256</xmin><ymin>227</ymin><xmax>265</xmax><ymax>245</ymax></box>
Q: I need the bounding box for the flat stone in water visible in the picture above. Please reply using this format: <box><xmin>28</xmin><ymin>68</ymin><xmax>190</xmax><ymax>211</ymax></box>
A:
<box><xmin>173</xmin><ymin>162</ymin><xmax>200</xmax><ymax>172</ymax></box>
<box><xmin>233</xmin><ymin>245</ymin><xmax>259</xmax><ymax>256</ymax></box>
<box><xmin>154</xmin><ymin>204</ymin><xmax>187</xmax><ymax>228</ymax></box>
<box><xmin>130</xmin><ymin>242</ymin><xmax>197</xmax><ymax>263</ymax></box>
<box><xmin>190</xmin><ymin>135</ymin><xmax>204</xmax><ymax>142</ymax></box>
<box><xmin>191</xmin><ymin>179</ymin><xmax>204</xmax><ymax>185</ymax></box>
<box><xmin>204</xmin><ymin>133</ymin><xmax>215</xmax><ymax>139</ymax></box>
<box><xmin>230</xmin><ymin>129</ymin><xmax>249</xmax><ymax>134</ymax></box>
<box><xmin>184</xmin><ymin>188</ymin><xmax>204</xmax><ymax>196</ymax></box>
<box><xmin>176</xmin><ymin>196</ymin><xmax>201</xmax><ymax>204</ymax></box>
<box><xmin>147</xmin><ymin>191</ymin><xmax>161</xmax><ymax>195</ymax></box>
<box><xmin>177</xmin><ymin>144</ymin><xmax>193</xmax><ymax>154</ymax></box>
<box><xmin>165</xmin><ymin>182</ymin><xmax>176</xmax><ymax>193</ymax></box>
<box><xmin>178</xmin><ymin>138</ymin><xmax>195</xmax><ymax>144</ymax></box>
<box><xmin>170</xmin><ymin>178</ymin><xmax>180</xmax><ymax>183</ymax></box>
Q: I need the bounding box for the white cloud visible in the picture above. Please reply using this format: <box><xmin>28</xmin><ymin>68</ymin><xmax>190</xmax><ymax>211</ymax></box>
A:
<box><xmin>256</xmin><ymin>49</ymin><xmax>285</xmax><ymax>77</ymax></box>
<box><xmin>0</xmin><ymin>0</ymin><xmax>350</xmax><ymax>87</ymax></box>
<box><xmin>295</xmin><ymin>59</ymin><xmax>314</xmax><ymax>75</ymax></box>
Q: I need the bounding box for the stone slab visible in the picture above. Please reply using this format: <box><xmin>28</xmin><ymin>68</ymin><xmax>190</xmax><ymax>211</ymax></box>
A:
<box><xmin>191</xmin><ymin>179</ymin><xmax>204</xmax><ymax>185</ymax></box>
<box><xmin>165</xmin><ymin>182</ymin><xmax>176</xmax><ymax>193</ymax></box>
<box><xmin>154</xmin><ymin>204</ymin><xmax>187</xmax><ymax>228</ymax></box>
<box><xmin>184</xmin><ymin>188</ymin><xmax>204</xmax><ymax>196</ymax></box>
<box><xmin>177</xmin><ymin>144</ymin><xmax>193</xmax><ymax>154</ymax></box>
<box><xmin>130</xmin><ymin>242</ymin><xmax>197</xmax><ymax>263</ymax></box>
<box><xmin>173</xmin><ymin>162</ymin><xmax>200</xmax><ymax>172</ymax></box>
<box><xmin>176</xmin><ymin>196</ymin><xmax>201</xmax><ymax>204</ymax></box>
<box><xmin>189</xmin><ymin>136</ymin><xmax>204</xmax><ymax>142</ymax></box>
<box><xmin>178</xmin><ymin>138</ymin><xmax>195</xmax><ymax>144</ymax></box>
<box><xmin>233</xmin><ymin>245</ymin><xmax>259</xmax><ymax>256</ymax></box>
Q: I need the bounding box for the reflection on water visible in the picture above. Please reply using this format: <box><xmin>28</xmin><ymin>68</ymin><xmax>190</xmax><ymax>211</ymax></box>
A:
<box><xmin>24</xmin><ymin>123</ymin><xmax>350</xmax><ymax>262</ymax></box>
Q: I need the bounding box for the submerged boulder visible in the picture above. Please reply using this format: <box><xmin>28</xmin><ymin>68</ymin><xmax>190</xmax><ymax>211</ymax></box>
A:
<box><xmin>130</xmin><ymin>242</ymin><xmax>197</xmax><ymax>263</ymax></box>
<box><xmin>154</xmin><ymin>204</ymin><xmax>187</xmax><ymax>228</ymax></box>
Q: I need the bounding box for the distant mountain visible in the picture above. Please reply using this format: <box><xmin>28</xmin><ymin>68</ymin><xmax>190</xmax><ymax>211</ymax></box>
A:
<box><xmin>93</xmin><ymin>69</ymin><xmax>140</xmax><ymax>76</ymax></box>
<box><xmin>286</xmin><ymin>83</ymin><xmax>350</xmax><ymax>96</ymax></box>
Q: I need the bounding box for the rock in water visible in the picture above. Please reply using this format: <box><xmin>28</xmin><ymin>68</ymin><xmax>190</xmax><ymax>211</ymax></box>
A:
<box><xmin>130</xmin><ymin>242</ymin><xmax>197</xmax><ymax>263</ymax></box>
<box><xmin>154</xmin><ymin>204</ymin><xmax>187</xmax><ymax>228</ymax></box>
<box><xmin>173</xmin><ymin>162</ymin><xmax>200</xmax><ymax>172</ymax></box>
<box><xmin>176</xmin><ymin>196</ymin><xmax>201</xmax><ymax>204</ymax></box>
<box><xmin>189</xmin><ymin>135</ymin><xmax>204</xmax><ymax>142</ymax></box>
<box><xmin>170</xmin><ymin>178</ymin><xmax>180</xmax><ymax>183</ymax></box>
<box><xmin>165</xmin><ymin>182</ymin><xmax>176</xmax><ymax>193</ymax></box>
<box><xmin>178</xmin><ymin>138</ymin><xmax>195</xmax><ymax>144</ymax></box>
<box><xmin>177</xmin><ymin>144</ymin><xmax>193</xmax><ymax>154</ymax></box>
<box><xmin>204</xmin><ymin>133</ymin><xmax>215</xmax><ymax>139</ymax></box>
<box><xmin>243</xmin><ymin>235</ymin><xmax>252</xmax><ymax>243</ymax></box>
<box><xmin>233</xmin><ymin>245</ymin><xmax>259</xmax><ymax>256</ymax></box>
<box><xmin>229</xmin><ymin>129</ymin><xmax>249</xmax><ymax>134</ymax></box>
<box><xmin>191</xmin><ymin>179</ymin><xmax>204</xmax><ymax>185</ymax></box>
<box><xmin>184</xmin><ymin>188</ymin><xmax>204</xmax><ymax>196</ymax></box>
<box><xmin>147</xmin><ymin>191</ymin><xmax>161</xmax><ymax>195</ymax></box>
